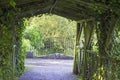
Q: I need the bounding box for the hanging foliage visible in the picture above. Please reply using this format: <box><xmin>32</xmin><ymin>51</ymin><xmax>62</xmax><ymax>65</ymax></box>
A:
<box><xmin>0</xmin><ymin>9</ymin><xmax>15</xmax><ymax>80</ymax></box>
<box><xmin>0</xmin><ymin>0</ymin><xmax>120</xmax><ymax>80</ymax></box>
<box><xmin>0</xmin><ymin>7</ymin><xmax>26</xmax><ymax>80</ymax></box>
<box><xmin>15</xmin><ymin>19</ymin><xmax>26</xmax><ymax>77</ymax></box>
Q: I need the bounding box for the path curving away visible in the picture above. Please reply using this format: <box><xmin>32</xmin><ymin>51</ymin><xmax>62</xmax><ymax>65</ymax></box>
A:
<box><xmin>19</xmin><ymin>58</ymin><xmax>78</xmax><ymax>80</ymax></box>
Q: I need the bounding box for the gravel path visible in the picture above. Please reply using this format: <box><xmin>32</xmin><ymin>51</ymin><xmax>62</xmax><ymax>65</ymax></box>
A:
<box><xmin>19</xmin><ymin>58</ymin><xmax>78</xmax><ymax>80</ymax></box>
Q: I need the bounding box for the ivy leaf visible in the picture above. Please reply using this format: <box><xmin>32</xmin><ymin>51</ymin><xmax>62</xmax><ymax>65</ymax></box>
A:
<box><xmin>9</xmin><ymin>0</ymin><xmax>16</xmax><ymax>8</ymax></box>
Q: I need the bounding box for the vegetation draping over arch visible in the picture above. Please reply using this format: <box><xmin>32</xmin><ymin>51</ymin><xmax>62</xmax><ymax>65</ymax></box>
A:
<box><xmin>0</xmin><ymin>0</ymin><xmax>120</xmax><ymax>80</ymax></box>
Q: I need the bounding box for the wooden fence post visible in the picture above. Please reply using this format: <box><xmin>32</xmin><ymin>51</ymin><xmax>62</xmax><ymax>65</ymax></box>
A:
<box><xmin>73</xmin><ymin>23</ymin><xmax>82</xmax><ymax>74</ymax></box>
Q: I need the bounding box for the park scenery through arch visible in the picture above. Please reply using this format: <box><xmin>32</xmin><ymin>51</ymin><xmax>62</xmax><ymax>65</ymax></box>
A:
<box><xmin>0</xmin><ymin>7</ymin><xmax>81</xmax><ymax>80</ymax></box>
<box><xmin>18</xmin><ymin>14</ymin><xmax>78</xmax><ymax>80</ymax></box>
<box><xmin>0</xmin><ymin>0</ymin><xmax>120</xmax><ymax>80</ymax></box>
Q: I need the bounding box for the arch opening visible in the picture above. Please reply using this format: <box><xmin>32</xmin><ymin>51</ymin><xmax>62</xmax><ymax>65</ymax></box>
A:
<box><xmin>19</xmin><ymin>14</ymin><xmax>78</xmax><ymax>80</ymax></box>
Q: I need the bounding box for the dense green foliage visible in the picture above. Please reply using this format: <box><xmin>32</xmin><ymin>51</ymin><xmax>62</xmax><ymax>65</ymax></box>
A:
<box><xmin>0</xmin><ymin>9</ymin><xmax>15</xmax><ymax>80</ymax></box>
<box><xmin>0</xmin><ymin>0</ymin><xmax>120</xmax><ymax>80</ymax></box>
<box><xmin>23</xmin><ymin>14</ymin><xmax>76</xmax><ymax>56</ymax></box>
<box><xmin>15</xmin><ymin>19</ymin><xmax>26</xmax><ymax>77</ymax></box>
<box><xmin>0</xmin><ymin>8</ymin><xmax>26</xmax><ymax>80</ymax></box>
<box><xmin>74</xmin><ymin>14</ymin><xmax>120</xmax><ymax>80</ymax></box>
<box><xmin>93</xmin><ymin>0</ymin><xmax>120</xmax><ymax>15</ymax></box>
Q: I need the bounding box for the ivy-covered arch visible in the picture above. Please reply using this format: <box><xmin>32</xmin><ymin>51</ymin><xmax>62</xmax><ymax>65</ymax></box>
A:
<box><xmin>0</xmin><ymin>0</ymin><xmax>120</xmax><ymax>80</ymax></box>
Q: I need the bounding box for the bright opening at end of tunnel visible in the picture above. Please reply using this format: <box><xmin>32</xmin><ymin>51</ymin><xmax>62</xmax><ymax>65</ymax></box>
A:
<box><xmin>19</xmin><ymin>14</ymin><xmax>78</xmax><ymax>80</ymax></box>
<box><xmin>23</xmin><ymin>14</ymin><xmax>77</xmax><ymax>58</ymax></box>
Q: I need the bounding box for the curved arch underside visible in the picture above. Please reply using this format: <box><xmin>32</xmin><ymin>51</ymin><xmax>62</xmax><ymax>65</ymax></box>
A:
<box><xmin>0</xmin><ymin>0</ymin><xmax>109</xmax><ymax>20</ymax></box>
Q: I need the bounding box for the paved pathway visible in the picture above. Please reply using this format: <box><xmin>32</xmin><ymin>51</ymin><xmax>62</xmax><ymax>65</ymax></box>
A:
<box><xmin>19</xmin><ymin>59</ymin><xmax>78</xmax><ymax>80</ymax></box>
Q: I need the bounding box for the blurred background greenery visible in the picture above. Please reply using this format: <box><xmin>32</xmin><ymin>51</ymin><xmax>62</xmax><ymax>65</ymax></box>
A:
<box><xmin>22</xmin><ymin>14</ymin><xmax>76</xmax><ymax>56</ymax></box>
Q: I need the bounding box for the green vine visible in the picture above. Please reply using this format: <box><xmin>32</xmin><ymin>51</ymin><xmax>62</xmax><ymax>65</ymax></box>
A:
<box><xmin>0</xmin><ymin>7</ymin><xmax>26</xmax><ymax>80</ymax></box>
<box><xmin>15</xmin><ymin>19</ymin><xmax>26</xmax><ymax>77</ymax></box>
<box><xmin>0</xmin><ymin>0</ymin><xmax>120</xmax><ymax>80</ymax></box>
<box><xmin>0</xmin><ymin>9</ymin><xmax>15</xmax><ymax>80</ymax></box>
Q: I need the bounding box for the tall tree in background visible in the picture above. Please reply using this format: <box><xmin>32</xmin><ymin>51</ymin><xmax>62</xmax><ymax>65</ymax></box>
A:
<box><xmin>22</xmin><ymin>14</ymin><xmax>76</xmax><ymax>56</ymax></box>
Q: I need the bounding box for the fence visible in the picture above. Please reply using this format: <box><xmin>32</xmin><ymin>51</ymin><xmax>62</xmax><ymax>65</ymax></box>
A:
<box><xmin>34</xmin><ymin>37</ymin><xmax>75</xmax><ymax>56</ymax></box>
<box><xmin>77</xmin><ymin>48</ymin><xmax>120</xmax><ymax>80</ymax></box>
